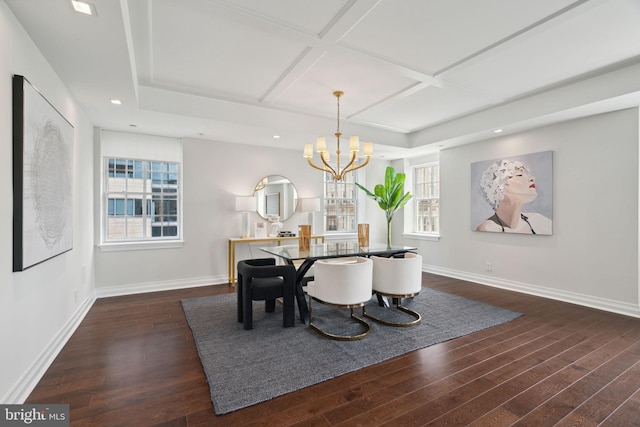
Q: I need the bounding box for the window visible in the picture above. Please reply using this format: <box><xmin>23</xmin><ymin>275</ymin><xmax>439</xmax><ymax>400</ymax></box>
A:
<box><xmin>104</xmin><ymin>158</ymin><xmax>180</xmax><ymax>241</ymax></box>
<box><xmin>414</xmin><ymin>163</ymin><xmax>439</xmax><ymax>233</ymax></box>
<box><xmin>323</xmin><ymin>171</ymin><xmax>357</xmax><ymax>232</ymax></box>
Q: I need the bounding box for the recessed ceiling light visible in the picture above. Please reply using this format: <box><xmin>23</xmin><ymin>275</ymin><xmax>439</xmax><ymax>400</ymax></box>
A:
<box><xmin>129</xmin><ymin>124</ymin><xmax>137</xmax><ymax>127</ymax></box>
<box><xmin>110</xmin><ymin>99</ymin><xmax>122</xmax><ymax>105</ymax></box>
<box><xmin>493</xmin><ymin>129</ymin><xmax>503</xmax><ymax>133</ymax></box>
<box><xmin>272</xmin><ymin>135</ymin><xmax>280</xmax><ymax>139</ymax></box>
<box><xmin>71</xmin><ymin>0</ymin><xmax>95</xmax><ymax>15</ymax></box>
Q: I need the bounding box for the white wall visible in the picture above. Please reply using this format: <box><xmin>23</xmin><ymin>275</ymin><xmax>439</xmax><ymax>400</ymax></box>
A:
<box><xmin>1</xmin><ymin>2</ymin><xmax>95</xmax><ymax>402</ymax></box>
<box><xmin>409</xmin><ymin>108</ymin><xmax>640</xmax><ymax>316</ymax></box>
<box><xmin>94</xmin><ymin>136</ymin><xmax>390</xmax><ymax>294</ymax></box>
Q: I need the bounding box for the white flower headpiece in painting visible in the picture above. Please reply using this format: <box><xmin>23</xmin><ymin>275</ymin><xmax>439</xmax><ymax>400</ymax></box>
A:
<box><xmin>479</xmin><ymin>159</ymin><xmax>529</xmax><ymax>209</ymax></box>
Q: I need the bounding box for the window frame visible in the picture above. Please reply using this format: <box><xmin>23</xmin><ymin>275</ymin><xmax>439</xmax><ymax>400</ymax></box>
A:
<box><xmin>404</xmin><ymin>161</ymin><xmax>440</xmax><ymax>241</ymax></box>
<box><xmin>100</xmin><ymin>156</ymin><xmax>183</xmax><ymax>251</ymax></box>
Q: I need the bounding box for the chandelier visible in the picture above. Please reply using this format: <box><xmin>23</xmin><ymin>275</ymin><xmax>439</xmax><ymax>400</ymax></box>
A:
<box><xmin>303</xmin><ymin>91</ymin><xmax>372</xmax><ymax>181</ymax></box>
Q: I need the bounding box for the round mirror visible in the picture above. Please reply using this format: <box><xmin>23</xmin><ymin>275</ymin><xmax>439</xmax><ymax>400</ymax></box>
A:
<box><xmin>254</xmin><ymin>175</ymin><xmax>298</xmax><ymax>221</ymax></box>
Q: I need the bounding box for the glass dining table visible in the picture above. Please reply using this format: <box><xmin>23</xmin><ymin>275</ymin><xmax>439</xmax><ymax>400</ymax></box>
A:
<box><xmin>259</xmin><ymin>240</ymin><xmax>418</xmax><ymax>323</ymax></box>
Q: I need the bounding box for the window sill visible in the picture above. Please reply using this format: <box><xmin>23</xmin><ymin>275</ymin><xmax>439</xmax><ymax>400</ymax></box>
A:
<box><xmin>403</xmin><ymin>232</ymin><xmax>440</xmax><ymax>242</ymax></box>
<box><xmin>99</xmin><ymin>240</ymin><xmax>184</xmax><ymax>252</ymax></box>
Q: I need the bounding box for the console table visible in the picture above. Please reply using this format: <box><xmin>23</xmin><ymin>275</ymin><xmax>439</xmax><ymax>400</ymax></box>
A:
<box><xmin>228</xmin><ymin>235</ymin><xmax>324</xmax><ymax>285</ymax></box>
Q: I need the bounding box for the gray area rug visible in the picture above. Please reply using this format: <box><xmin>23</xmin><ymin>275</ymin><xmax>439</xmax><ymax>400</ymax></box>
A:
<box><xmin>181</xmin><ymin>288</ymin><xmax>522</xmax><ymax>415</ymax></box>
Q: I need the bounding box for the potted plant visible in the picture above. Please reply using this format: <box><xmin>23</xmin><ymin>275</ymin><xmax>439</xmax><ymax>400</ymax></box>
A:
<box><xmin>356</xmin><ymin>166</ymin><xmax>413</xmax><ymax>248</ymax></box>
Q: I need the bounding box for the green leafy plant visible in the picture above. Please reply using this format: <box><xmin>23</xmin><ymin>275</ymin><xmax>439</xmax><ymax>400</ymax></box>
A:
<box><xmin>356</xmin><ymin>166</ymin><xmax>413</xmax><ymax>247</ymax></box>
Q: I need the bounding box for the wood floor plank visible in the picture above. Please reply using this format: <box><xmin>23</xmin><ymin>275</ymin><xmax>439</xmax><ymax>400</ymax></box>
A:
<box><xmin>512</xmin><ymin>342</ymin><xmax>640</xmax><ymax>426</ymax></box>
<box><xmin>467</xmin><ymin>406</ymin><xmax>520</xmax><ymax>427</ymax></box>
<box><xmin>599</xmin><ymin>388</ymin><xmax>640</xmax><ymax>427</ymax></box>
<box><xmin>25</xmin><ymin>274</ymin><xmax>640</xmax><ymax>426</ymax></box>
<box><xmin>499</xmin><ymin>326</ymin><xmax>640</xmax><ymax>419</ymax></box>
<box><xmin>555</xmin><ymin>361</ymin><xmax>640</xmax><ymax>425</ymax></box>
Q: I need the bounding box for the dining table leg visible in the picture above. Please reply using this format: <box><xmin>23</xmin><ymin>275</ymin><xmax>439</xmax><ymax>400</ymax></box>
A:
<box><xmin>289</xmin><ymin>258</ymin><xmax>315</xmax><ymax>324</ymax></box>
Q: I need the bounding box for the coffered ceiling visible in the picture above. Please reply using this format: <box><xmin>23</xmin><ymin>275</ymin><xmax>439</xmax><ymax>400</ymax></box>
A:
<box><xmin>6</xmin><ymin>0</ymin><xmax>640</xmax><ymax>158</ymax></box>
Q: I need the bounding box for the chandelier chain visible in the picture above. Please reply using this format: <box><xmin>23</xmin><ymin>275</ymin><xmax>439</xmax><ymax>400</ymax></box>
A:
<box><xmin>336</xmin><ymin>91</ymin><xmax>340</xmax><ymax>136</ymax></box>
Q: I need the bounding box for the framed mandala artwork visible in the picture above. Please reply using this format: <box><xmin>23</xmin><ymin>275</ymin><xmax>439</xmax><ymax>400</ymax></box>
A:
<box><xmin>12</xmin><ymin>75</ymin><xmax>74</xmax><ymax>271</ymax></box>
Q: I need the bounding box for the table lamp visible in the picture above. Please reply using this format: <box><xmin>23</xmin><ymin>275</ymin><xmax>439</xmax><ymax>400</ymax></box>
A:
<box><xmin>300</xmin><ymin>197</ymin><xmax>321</xmax><ymax>236</ymax></box>
<box><xmin>235</xmin><ymin>196</ymin><xmax>256</xmax><ymax>238</ymax></box>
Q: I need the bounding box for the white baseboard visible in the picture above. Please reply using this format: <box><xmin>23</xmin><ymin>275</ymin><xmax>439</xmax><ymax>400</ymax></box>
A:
<box><xmin>3</xmin><ymin>294</ymin><xmax>96</xmax><ymax>404</ymax></box>
<box><xmin>95</xmin><ymin>275</ymin><xmax>228</xmax><ymax>298</ymax></box>
<box><xmin>424</xmin><ymin>265</ymin><xmax>640</xmax><ymax>319</ymax></box>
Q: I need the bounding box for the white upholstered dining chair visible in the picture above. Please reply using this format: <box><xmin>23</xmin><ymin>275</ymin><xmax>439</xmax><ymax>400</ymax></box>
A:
<box><xmin>306</xmin><ymin>257</ymin><xmax>373</xmax><ymax>340</ymax></box>
<box><xmin>364</xmin><ymin>252</ymin><xmax>423</xmax><ymax>327</ymax></box>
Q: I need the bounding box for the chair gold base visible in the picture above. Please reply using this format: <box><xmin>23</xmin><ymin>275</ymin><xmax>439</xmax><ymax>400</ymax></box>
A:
<box><xmin>364</xmin><ymin>293</ymin><xmax>421</xmax><ymax>327</ymax></box>
<box><xmin>308</xmin><ymin>298</ymin><xmax>370</xmax><ymax>341</ymax></box>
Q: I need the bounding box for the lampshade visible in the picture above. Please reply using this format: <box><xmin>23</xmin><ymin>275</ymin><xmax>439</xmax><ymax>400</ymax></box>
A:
<box><xmin>235</xmin><ymin>196</ymin><xmax>256</xmax><ymax>212</ymax></box>
<box><xmin>300</xmin><ymin>198</ymin><xmax>321</xmax><ymax>212</ymax></box>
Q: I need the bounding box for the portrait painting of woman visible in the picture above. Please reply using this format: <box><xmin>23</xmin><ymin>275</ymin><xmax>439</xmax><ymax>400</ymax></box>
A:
<box><xmin>470</xmin><ymin>151</ymin><xmax>553</xmax><ymax>235</ymax></box>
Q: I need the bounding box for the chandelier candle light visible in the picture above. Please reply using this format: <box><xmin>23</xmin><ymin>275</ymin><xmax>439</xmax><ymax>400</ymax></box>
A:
<box><xmin>303</xmin><ymin>91</ymin><xmax>373</xmax><ymax>181</ymax></box>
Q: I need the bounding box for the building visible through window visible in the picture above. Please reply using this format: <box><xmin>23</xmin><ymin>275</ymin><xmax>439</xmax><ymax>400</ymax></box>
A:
<box><xmin>323</xmin><ymin>171</ymin><xmax>357</xmax><ymax>232</ymax></box>
<box><xmin>414</xmin><ymin>163</ymin><xmax>439</xmax><ymax>233</ymax></box>
<box><xmin>105</xmin><ymin>158</ymin><xmax>180</xmax><ymax>240</ymax></box>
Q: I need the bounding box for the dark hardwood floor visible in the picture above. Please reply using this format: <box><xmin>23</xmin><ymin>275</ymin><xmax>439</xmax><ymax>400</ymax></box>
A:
<box><xmin>26</xmin><ymin>273</ymin><xmax>640</xmax><ymax>426</ymax></box>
